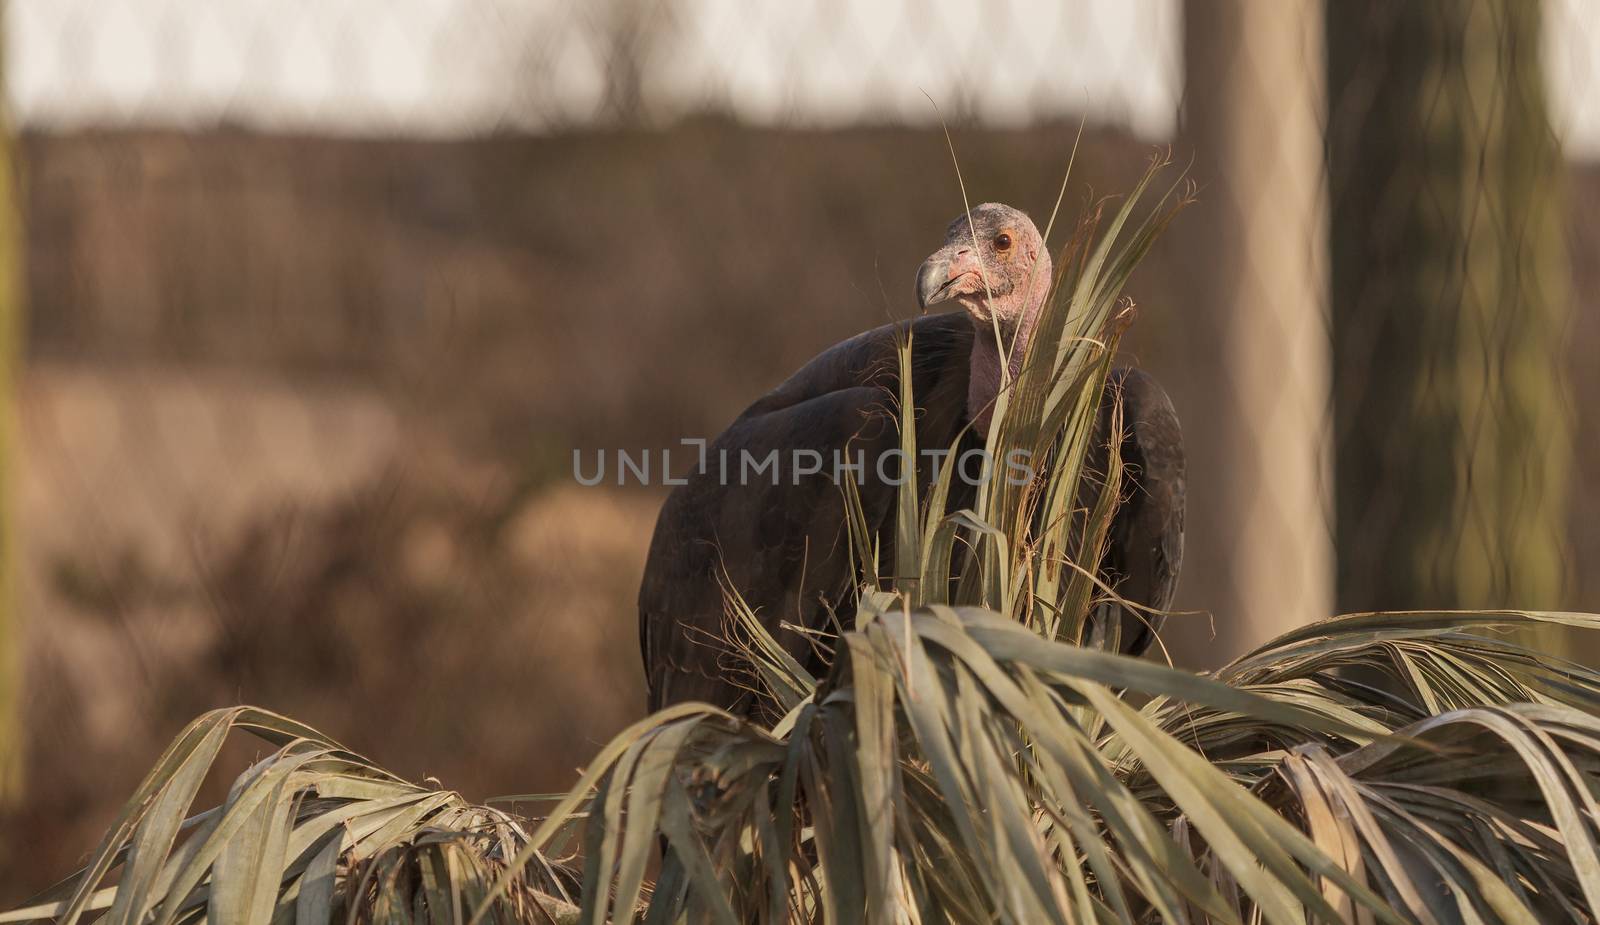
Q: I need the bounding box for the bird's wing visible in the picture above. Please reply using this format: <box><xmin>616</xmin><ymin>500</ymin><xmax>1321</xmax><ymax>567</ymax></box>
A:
<box><xmin>638</xmin><ymin>313</ymin><xmax>974</xmax><ymax>717</ymax></box>
<box><xmin>1084</xmin><ymin>366</ymin><xmax>1187</xmax><ymax>657</ymax></box>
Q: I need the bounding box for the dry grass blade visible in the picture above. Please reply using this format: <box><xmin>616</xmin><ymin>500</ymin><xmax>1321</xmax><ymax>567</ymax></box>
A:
<box><xmin>0</xmin><ymin>708</ymin><xmax>577</xmax><ymax>925</ymax></box>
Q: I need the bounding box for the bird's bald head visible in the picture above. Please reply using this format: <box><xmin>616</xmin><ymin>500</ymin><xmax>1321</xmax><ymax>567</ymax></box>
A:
<box><xmin>915</xmin><ymin>203</ymin><xmax>1051</xmax><ymax>331</ymax></box>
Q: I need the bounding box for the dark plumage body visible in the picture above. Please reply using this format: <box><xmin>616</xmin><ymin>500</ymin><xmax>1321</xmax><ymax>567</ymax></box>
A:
<box><xmin>637</xmin><ymin>318</ymin><xmax>1185</xmax><ymax>715</ymax></box>
<box><xmin>638</xmin><ymin>204</ymin><xmax>1185</xmax><ymax>716</ymax></box>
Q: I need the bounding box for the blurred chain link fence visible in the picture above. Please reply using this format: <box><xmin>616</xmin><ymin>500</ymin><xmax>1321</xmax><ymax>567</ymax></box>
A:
<box><xmin>2</xmin><ymin>0</ymin><xmax>1597</xmax><ymax>900</ymax></box>
<box><xmin>9</xmin><ymin>0</ymin><xmax>1181</xmax><ymax>132</ymax></box>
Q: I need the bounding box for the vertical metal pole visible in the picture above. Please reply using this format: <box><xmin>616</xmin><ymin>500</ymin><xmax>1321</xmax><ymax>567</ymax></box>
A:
<box><xmin>1176</xmin><ymin>0</ymin><xmax>1332</xmax><ymax>661</ymax></box>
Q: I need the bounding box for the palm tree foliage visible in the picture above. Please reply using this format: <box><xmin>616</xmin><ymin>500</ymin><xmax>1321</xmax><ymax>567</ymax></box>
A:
<box><xmin>9</xmin><ymin>156</ymin><xmax>1600</xmax><ymax>923</ymax></box>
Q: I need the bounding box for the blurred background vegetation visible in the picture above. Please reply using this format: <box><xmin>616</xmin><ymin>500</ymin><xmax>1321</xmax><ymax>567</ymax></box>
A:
<box><xmin>0</xmin><ymin>0</ymin><xmax>1597</xmax><ymax>901</ymax></box>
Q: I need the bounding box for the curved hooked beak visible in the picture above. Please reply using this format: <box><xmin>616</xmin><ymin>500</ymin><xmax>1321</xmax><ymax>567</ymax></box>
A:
<box><xmin>916</xmin><ymin>245</ymin><xmax>980</xmax><ymax>312</ymax></box>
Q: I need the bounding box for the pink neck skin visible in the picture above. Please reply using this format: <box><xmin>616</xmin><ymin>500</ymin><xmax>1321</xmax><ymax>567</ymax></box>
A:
<box><xmin>965</xmin><ymin>250</ymin><xmax>1052</xmax><ymax>434</ymax></box>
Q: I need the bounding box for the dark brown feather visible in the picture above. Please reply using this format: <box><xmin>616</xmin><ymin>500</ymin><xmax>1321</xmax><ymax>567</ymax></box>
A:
<box><xmin>1081</xmin><ymin>367</ymin><xmax>1187</xmax><ymax>657</ymax></box>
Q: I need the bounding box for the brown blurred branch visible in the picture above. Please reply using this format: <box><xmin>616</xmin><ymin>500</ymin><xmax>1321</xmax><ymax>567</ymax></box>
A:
<box><xmin>0</xmin><ymin>18</ymin><xmax>22</xmax><ymax>801</ymax></box>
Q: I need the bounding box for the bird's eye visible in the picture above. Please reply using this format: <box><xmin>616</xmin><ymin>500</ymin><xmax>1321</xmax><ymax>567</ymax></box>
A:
<box><xmin>994</xmin><ymin>233</ymin><xmax>1012</xmax><ymax>251</ymax></box>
